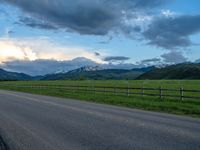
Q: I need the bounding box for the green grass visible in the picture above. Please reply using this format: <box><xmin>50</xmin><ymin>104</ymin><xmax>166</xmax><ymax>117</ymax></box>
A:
<box><xmin>0</xmin><ymin>80</ymin><xmax>200</xmax><ymax>117</ymax></box>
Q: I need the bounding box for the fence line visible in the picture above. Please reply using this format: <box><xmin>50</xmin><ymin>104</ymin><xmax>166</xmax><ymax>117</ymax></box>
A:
<box><xmin>0</xmin><ymin>84</ymin><xmax>200</xmax><ymax>100</ymax></box>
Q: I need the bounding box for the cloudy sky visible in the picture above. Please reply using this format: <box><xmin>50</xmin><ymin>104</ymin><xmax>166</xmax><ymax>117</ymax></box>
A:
<box><xmin>0</xmin><ymin>0</ymin><xmax>200</xmax><ymax>75</ymax></box>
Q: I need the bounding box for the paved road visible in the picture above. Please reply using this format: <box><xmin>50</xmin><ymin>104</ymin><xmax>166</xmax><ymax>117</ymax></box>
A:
<box><xmin>0</xmin><ymin>90</ymin><xmax>200</xmax><ymax>150</ymax></box>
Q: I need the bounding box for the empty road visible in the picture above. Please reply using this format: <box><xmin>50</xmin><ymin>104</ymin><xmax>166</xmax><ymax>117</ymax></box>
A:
<box><xmin>0</xmin><ymin>90</ymin><xmax>200</xmax><ymax>150</ymax></box>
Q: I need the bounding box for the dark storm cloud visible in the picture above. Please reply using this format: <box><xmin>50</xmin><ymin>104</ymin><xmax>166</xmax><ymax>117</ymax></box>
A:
<box><xmin>161</xmin><ymin>51</ymin><xmax>188</xmax><ymax>64</ymax></box>
<box><xmin>104</xmin><ymin>56</ymin><xmax>130</xmax><ymax>62</ymax></box>
<box><xmin>143</xmin><ymin>15</ymin><xmax>200</xmax><ymax>49</ymax></box>
<box><xmin>3</xmin><ymin>0</ymin><xmax>200</xmax><ymax>51</ymax></box>
<box><xmin>17</xmin><ymin>17</ymin><xmax>58</xmax><ymax>30</ymax></box>
<box><xmin>1</xmin><ymin>0</ymin><xmax>170</xmax><ymax>35</ymax></box>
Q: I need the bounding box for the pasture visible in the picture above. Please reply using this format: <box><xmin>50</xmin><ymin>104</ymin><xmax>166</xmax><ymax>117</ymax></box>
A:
<box><xmin>0</xmin><ymin>80</ymin><xmax>200</xmax><ymax>117</ymax></box>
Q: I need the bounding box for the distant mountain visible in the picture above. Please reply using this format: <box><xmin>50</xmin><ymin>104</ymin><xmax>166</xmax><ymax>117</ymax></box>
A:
<box><xmin>0</xmin><ymin>68</ymin><xmax>32</xmax><ymax>81</ymax></box>
<box><xmin>68</xmin><ymin>66</ymin><xmax>104</xmax><ymax>73</ymax></box>
<box><xmin>1</xmin><ymin>57</ymin><xmax>99</xmax><ymax>76</ymax></box>
<box><xmin>1</xmin><ymin>57</ymin><xmax>147</xmax><ymax>76</ymax></box>
<box><xmin>5</xmin><ymin>63</ymin><xmax>200</xmax><ymax>81</ymax></box>
<box><xmin>132</xmin><ymin>66</ymin><xmax>156</xmax><ymax>72</ymax></box>
<box><xmin>42</xmin><ymin>66</ymin><xmax>153</xmax><ymax>80</ymax></box>
<box><xmin>195</xmin><ymin>59</ymin><xmax>200</xmax><ymax>64</ymax></box>
<box><xmin>0</xmin><ymin>65</ymin><xmax>155</xmax><ymax>81</ymax></box>
<box><xmin>137</xmin><ymin>63</ymin><xmax>200</xmax><ymax>79</ymax></box>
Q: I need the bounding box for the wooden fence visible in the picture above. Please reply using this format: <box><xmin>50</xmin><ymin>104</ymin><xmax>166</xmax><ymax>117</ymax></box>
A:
<box><xmin>1</xmin><ymin>84</ymin><xmax>200</xmax><ymax>100</ymax></box>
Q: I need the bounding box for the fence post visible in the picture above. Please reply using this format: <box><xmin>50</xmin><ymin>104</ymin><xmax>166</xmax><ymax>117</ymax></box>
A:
<box><xmin>127</xmin><ymin>87</ymin><xmax>130</xmax><ymax>97</ymax></box>
<box><xmin>180</xmin><ymin>87</ymin><xmax>184</xmax><ymax>101</ymax></box>
<box><xmin>159</xmin><ymin>86</ymin><xmax>163</xmax><ymax>99</ymax></box>
<box><xmin>141</xmin><ymin>87</ymin><xmax>144</xmax><ymax>97</ymax></box>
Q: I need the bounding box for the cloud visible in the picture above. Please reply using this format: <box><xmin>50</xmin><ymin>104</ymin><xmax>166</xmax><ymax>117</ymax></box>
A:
<box><xmin>0</xmin><ymin>38</ymin><xmax>103</xmax><ymax>64</ymax></box>
<box><xmin>137</xmin><ymin>52</ymin><xmax>188</xmax><ymax>66</ymax></box>
<box><xmin>0</xmin><ymin>40</ymin><xmax>37</xmax><ymax>62</ymax></box>
<box><xmin>1</xmin><ymin>57</ymin><xmax>98</xmax><ymax>76</ymax></box>
<box><xmin>161</xmin><ymin>51</ymin><xmax>188</xmax><ymax>64</ymax></box>
<box><xmin>94</xmin><ymin>52</ymin><xmax>100</xmax><ymax>56</ymax></box>
<box><xmin>102</xmin><ymin>63</ymin><xmax>139</xmax><ymax>70</ymax></box>
<box><xmin>143</xmin><ymin>15</ymin><xmax>200</xmax><ymax>49</ymax></box>
<box><xmin>161</xmin><ymin>10</ymin><xmax>175</xmax><ymax>17</ymax></box>
<box><xmin>7</xmin><ymin>30</ymin><xmax>14</xmax><ymax>34</ymax></box>
<box><xmin>141</xmin><ymin>58</ymin><xmax>161</xmax><ymax>63</ymax></box>
<box><xmin>138</xmin><ymin>58</ymin><xmax>161</xmax><ymax>66</ymax></box>
<box><xmin>98</xmin><ymin>36</ymin><xmax>113</xmax><ymax>44</ymax></box>
<box><xmin>2</xmin><ymin>0</ymin><xmax>170</xmax><ymax>36</ymax></box>
<box><xmin>17</xmin><ymin>16</ymin><xmax>58</xmax><ymax>30</ymax></box>
<box><xmin>1</xmin><ymin>57</ymin><xmax>143</xmax><ymax>76</ymax></box>
<box><xmin>104</xmin><ymin>56</ymin><xmax>130</xmax><ymax>62</ymax></box>
<box><xmin>4</xmin><ymin>27</ymin><xmax>15</xmax><ymax>37</ymax></box>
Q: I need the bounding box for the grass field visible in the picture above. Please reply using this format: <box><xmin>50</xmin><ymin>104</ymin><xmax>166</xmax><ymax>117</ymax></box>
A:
<box><xmin>0</xmin><ymin>80</ymin><xmax>200</xmax><ymax>117</ymax></box>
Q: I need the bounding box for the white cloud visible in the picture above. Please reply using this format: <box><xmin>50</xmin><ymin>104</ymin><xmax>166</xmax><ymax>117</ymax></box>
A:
<box><xmin>161</xmin><ymin>10</ymin><xmax>175</xmax><ymax>17</ymax></box>
<box><xmin>0</xmin><ymin>37</ymin><xmax>103</xmax><ymax>64</ymax></box>
<box><xmin>0</xmin><ymin>40</ymin><xmax>37</xmax><ymax>63</ymax></box>
<box><xmin>123</xmin><ymin>13</ymin><xmax>153</xmax><ymax>28</ymax></box>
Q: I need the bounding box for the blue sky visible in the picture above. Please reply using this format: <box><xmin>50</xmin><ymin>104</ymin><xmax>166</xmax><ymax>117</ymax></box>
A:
<box><xmin>0</xmin><ymin>0</ymin><xmax>200</xmax><ymax>74</ymax></box>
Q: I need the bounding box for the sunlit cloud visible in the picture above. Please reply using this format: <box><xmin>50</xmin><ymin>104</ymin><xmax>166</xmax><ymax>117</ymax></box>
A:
<box><xmin>0</xmin><ymin>40</ymin><xmax>37</xmax><ymax>63</ymax></box>
<box><xmin>0</xmin><ymin>37</ymin><xmax>103</xmax><ymax>64</ymax></box>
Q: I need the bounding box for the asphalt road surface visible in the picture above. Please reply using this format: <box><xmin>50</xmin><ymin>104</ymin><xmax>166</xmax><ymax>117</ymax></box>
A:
<box><xmin>0</xmin><ymin>90</ymin><xmax>200</xmax><ymax>150</ymax></box>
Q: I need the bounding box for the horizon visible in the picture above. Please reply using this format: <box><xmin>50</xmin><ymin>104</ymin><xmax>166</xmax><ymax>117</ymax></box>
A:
<box><xmin>0</xmin><ymin>0</ymin><xmax>200</xmax><ymax>75</ymax></box>
<box><xmin>0</xmin><ymin>1</ymin><xmax>200</xmax><ymax>148</ymax></box>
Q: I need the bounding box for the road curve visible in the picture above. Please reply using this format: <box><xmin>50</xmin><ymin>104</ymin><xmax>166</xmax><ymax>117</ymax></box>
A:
<box><xmin>0</xmin><ymin>90</ymin><xmax>200</xmax><ymax>150</ymax></box>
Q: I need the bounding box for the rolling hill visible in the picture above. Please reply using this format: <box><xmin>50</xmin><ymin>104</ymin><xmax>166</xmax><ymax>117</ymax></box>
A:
<box><xmin>0</xmin><ymin>68</ymin><xmax>32</xmax><ymax>81</ymax></box>
<box><xmin>137</xmin><ymin>63</ymin><xmax>200</xmax><ymax>79</ymax></box>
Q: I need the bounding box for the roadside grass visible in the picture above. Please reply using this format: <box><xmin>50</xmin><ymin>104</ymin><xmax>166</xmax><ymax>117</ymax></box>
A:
<box><xmin>0</xmin><ymin>80</ymin><xmax>200</xmax><ymax>117</ymax></box>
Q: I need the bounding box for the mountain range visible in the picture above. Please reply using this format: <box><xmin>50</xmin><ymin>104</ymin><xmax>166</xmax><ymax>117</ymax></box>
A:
<box><xmin>137</xmin><ymin>63</ymin><xmax>200</xmax><ymax>80</ymax></box>
<box><xmin>42</xmin><ymin>66</ymin><xmax>152</xmax><ymax>80</ymax></box>
<box><xmin>0</xmin><ymin>63</ymin><xmax>200</xmax><ymax>81</ymax></box>
<box><xmin>1</xmin><ymin>57</ymin><xmax>139</xmax><ymax>76</ymax></box>
<box><xmin>0</xmin><ymin>68</ymin><xmax>32</xmax><ymax>81</ymax></box>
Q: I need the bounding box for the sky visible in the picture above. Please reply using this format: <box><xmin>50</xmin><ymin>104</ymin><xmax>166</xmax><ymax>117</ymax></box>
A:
<box><xmin>0</xmin><ymin>0</ymin><xmax>200</xmax><ymax>75</ymax></box>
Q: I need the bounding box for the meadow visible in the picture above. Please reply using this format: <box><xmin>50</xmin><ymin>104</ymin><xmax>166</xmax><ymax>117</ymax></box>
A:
<box><xmin>0</xmin><ymin>80</ymin><xmax>200</xmax><ymax>117</ymax></box>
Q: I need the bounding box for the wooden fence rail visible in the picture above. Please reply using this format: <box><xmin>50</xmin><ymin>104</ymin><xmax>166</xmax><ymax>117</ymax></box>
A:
<box><xmin>0</xmin><ymin>84</ymin><xmax>200</xmax><ymax>100</ymax></box>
